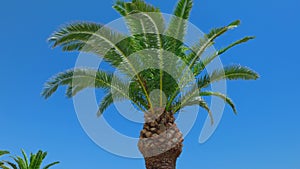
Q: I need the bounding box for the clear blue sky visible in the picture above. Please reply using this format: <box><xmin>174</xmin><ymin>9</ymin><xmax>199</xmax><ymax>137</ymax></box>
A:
<box><xmin>1</xmin><ymin>0</ymin><xmax>300</xmax><ymax>168</ymax></box>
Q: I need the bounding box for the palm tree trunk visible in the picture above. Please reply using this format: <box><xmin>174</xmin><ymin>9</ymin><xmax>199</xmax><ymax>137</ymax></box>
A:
<box><xmin>138</xmin><ymin>109</ymin><xmax>183</xmax><ymax>169</ymax></box>
<box><xmin>144</xmin><ymin>144</ymin><xmax>182</xmax><ymax>169</ymax></box>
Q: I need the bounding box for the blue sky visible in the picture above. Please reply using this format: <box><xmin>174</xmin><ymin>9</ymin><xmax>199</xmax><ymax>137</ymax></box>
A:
<box><xmin>1</xmin><ymin>0</ymin><xmax>300</xmax><ymax>168</ymax></box>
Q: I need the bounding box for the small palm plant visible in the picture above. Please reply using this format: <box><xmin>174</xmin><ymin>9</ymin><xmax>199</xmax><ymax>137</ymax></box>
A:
<box><xmin>1</xmin><ymin>150</ymin><xmax>59</xmax><ymax>169</ymax></box>
<box><xmin>42</xmin><ymin>0</ymin><xmax>259</xmax><ymax>168</ymax></box>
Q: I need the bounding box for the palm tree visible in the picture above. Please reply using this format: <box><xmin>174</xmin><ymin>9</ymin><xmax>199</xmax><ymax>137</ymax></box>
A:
<box><xmin>42</xmin><ymin>0</ymin><xmax>259</xmax><ymax>168</ymax></box>
<box><xmin>3</xmin><ymin>150</ymin><xmax>59</xmax><ymax>169</ymax></box>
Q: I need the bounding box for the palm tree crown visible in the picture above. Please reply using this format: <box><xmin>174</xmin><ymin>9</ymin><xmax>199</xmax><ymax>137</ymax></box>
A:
<box><xmin>42</xmin><ymin>0</ymin><xmax>259</xmax><ymax>123</ymax></box>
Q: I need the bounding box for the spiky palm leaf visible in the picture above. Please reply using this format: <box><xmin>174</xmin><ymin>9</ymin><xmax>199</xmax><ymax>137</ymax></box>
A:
<box><xmin>164</xmin><ymin>0</ymin><xmax>193</xmax><ymax>53</ymax></box>
<box><xmin>198</xmin><ymin>65</ymin><xmax>259</xmax><ymax>89</ymax></box>
<box><xmin>42</xmin><ymin>68</ymin><xmax>115</xmax><ymax>98</ymax></box>
<box><xmin>173</xmin><ymin>95</ymin><xmax>213</xmax><ymax>123</ymax></box>
<box><xmin>0</xmin><ymin>151</ymin><xmax>9</xmax><ymax>157</ymax></box>
<box><xmin>186</xmin><ymin>20</ymin><xmax>241</xmax><ymax>67</ymax></box>
<box><xmin>164</xmin><ymin>20</ymin><xmax>243</xmax><ymax>110</ymax></box>
<box><xmin>200</xmin><ymin>91</ymin><xmax>237</xmax><ymax>114</ymax></box>
<box><xmin>193</xmin><ymin>36</ymin><xmax>255</xmax><ymax>76</ymax></box>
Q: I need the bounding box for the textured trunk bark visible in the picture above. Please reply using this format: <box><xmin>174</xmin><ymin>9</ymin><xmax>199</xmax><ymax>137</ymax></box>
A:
<box><xmin>138</xmin><ymin>108</ymin><xmax>183</xmax><ymax>169</ymax></box>
<box><xmin>144</xmin><ymin>143</ymin><xmax>182</xmax><ymax>169</ymax></box>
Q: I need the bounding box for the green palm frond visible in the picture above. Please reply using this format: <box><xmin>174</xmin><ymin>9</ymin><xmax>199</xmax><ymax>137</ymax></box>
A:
<box><xmin>193</xmin><ymin>36</ymin><xmax>255</xmax><ymax>76</ymax></box>
<box><xmin>0</xmin><ymin>166</ymin><xmax>10</xmax><ymax>169</ymax></box>
<box><xmin>49</xmin><ymin>22</ymin><xmax>103</xmax><ymax>47</ymax></box>
<box><xmin>208</xmin><ymin>20</ymin><xmax>240</xmax><ymax>38</ymax></box>
<box><xmin>113</xmin><ymin>0</ymin><xmax>164</xmax><ymax>49</ymax></box>
<box><xmin>218</xmin><ymin>36</ymin><xmax>255</xmax><ymax>55</ymax></box>
<box><xmin>0</xmin><ymin>151</ymin><xmax>10</xmax><ymax>169</ymax></box>
<box><xmin>42</xmin><ymin>68</ymin><xmax>149</xmax><ymax>114</ymax></box>
<box><xmin>113</xmin><ymin>0</ymin><xmax>164</xmax><ymax>34</ymax></box>
<box><xmin>30</xmin><ymin>150</ymin><xmax>59</xmax><ymax>169</ymax></box>
<box><xmin>166</xmin><ymin>20</ymin><xmax>241</xmax><ymax>110</ymax></box>
<box><xmin>198</xmin><ymin>65</ymin><xmax>259</xmax><ymax>89</ymax></box>
<box><xmin>28</xmin><ymin>153</ymin><xmax>35</xmax><ymax>169</ymax></box>
<box><xmin>28</xmin><ymin>150</ymin><xmax>47</xmax><ymax>169</ymax></box>
<box><xmin>114</xmin><ymin>0</ymin><xmax>160</xmax><ymax>15</ymax></box>
<box><xmin>42</xmin><ymin>69</ymin><xmax>114</xmax><ymax>99</ymax></box>
<box><xmin>4</xmin><ymin>161</ymin><xmax>17</xmax><ymax>169</ymax></box>
<box><xmin>0</xmin><ymin>151</ymin><xmax>9</xmax><ymax>157</ymax></box>
<box><xmin>173</xmin><ymin>0</ymin><xmax>193</xmax><ymax>20</ymax></box>
<box><xmin>12</xmin><ymin>156</ymin><xmax>27</xmax><ymax>169</ymax></box>
<box><xmin>42</xmin><ymin>162</ymin><xmax>59</xmax><ymax>169</ymax></box>
<box><xmin>113</xmin><ymin>0</ymin><xmax>166</xmax><ymax>110</ymax></box>
<box><xmin>165</xmin><ymin>0</ymin><xmax>193</xmax><ymax>40</ymax></box>
<box><xmin>49</xmin><ymin>20</ymin><xmax>156</xmax><ymax>110</ymax></box>
<box><xmin>20</xmin><ymin>150</ymin><xmax>28</xmax><ymax>168</ymax></box>
<box><xmin>97</xmin><ymin>84</ymin><xmax>150</xmax><ymax>116</ymax></box>
<box><xmin>113</xmin><ymin>1</ymin><xmax>127</xmax><ymax>16</ymax></box>
<box><xmin>49</xmin><ymin>22</ymin><xmax>128</xmax><ymax>66</ymax></box>
<box><xmin>0</xmin><ymin>164</ymin><xmax>10</xmax><ymax>169</ymax></box>
<box><xmin>187</xmin><ymin>20</ymin><xmax>241</xmax><ymax>68</ymax></box>
<box><xmin>164</xmin><ymin>0</ymin><xmax>193</xmax><ymax>60</ymax></box>
<box><xmin>97</xmin><ymin>92</ymin><xmax>115</xmax><ymax>116</ymax></box>
<box><xmin>173</xmin><ymin>95</ymin><xmax>213</xmax><ymax>124</ymax></box>
<box><xmin>200</xmin><ymin>91</ymin><xmax>237</xmax><ymax>114</ymax></box>
<box><xmin>66</xmin><ymin>69</ymin><xmax>116</xmax><ymax>97</ymax></box>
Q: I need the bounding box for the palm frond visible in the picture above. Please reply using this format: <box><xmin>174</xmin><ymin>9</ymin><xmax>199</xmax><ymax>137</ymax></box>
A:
<box><xmin>49</xmin><ymin>22</ymin><xmax>129</xmax><ymax>66</ymax></box>
<box><xmin>113</xmin><ymin>0</ymin><xmax>164</xmax><ymax>33</ymax></box>
<box><xmin>163</xmin><ymin>0</ymin><xmax>193</xmax><ymax>67</ymax></box>
<box><xmin>97</xmin><ymin>77</ymin><xmax>152</xmax><ymax>115</ymax></box>
<box><xmin>173</xmin><ymin>0</ymin><xmax>193</xmax><ymax>19</ymax></box>
<box><xmin>21</xmin><ymin>149</ymin><xmax>28</xmax><ymax>168</ymax></box>
<box><xmin>114</xmin><ymin>0</ymin><xmax>160</xmax><ymax>15</ymax></box>
<box><xmin>193</xmin><ymin>36</ymin><xmax>255</xmax><ymax>76</ymax></box>
<box><xmin>218</xmin><ymin>36</ymin><xmax>255</xmax><ymax>55</ymax></box>
<box><xmin>29</xmin><ymin>151</ymin><xmax>47</xmax><ymax>169</ymax></box>
<box><xmin>173</xmin><ymin>96</ymin><xmax>213</xmax><ymax>124</ymax></box>
<box><xmin>4</xmin><ymin>161</ymin><xmax>17</xmax><ymax>169</ymax></box>
<box><xmin>200</xmin><ymin>91</ymin><xmax>237</xmax><ymax>114</ymax></box>
<box><xmin>0</xmin><ymin>164</ymin><xmax>10</xmax><ymax>169</ymax></box>
<box><xmin>166</xmin><ymin>20</ymin><xmax>241</xmax><ymax>111</ymax></box>
<box><xmin>12</xmin><ymin>156</ymin><xmax>27</xmax><ymax>169</ymax></box>
<box><xmin>49</xmin><ymin>22</ymin><xmax>102</xmax><ymax>47</ymax></box>
<box><xmin>42</xmin><ymin>68</ymin><xmax>149</xmax><ymax>114</ymax></box>
<box><xmin>113</xmin><ymin>0</ymin><xmax>164</xmax><ymax>49</ymax></box>
<box><xmin>98</xmin><ymin>90</ymin><xmax>148</xmax><ymax>116</ymax></box>
<box><xmin>0</xmin><ymin>151</ymin><xmax>9</xmax><ymax>157</ymax></box>
<box><xmin>198</xmin><ymin>65</ymin><xmax>259</xmax><ymax>89</ymax></box>
<box><xmin>113</xmin><ymin>0</ymin><xmax>127</xmax><ymax>16</ymax></box>
<box><xmin>42</xmin><ymin>162</ymin><xmax>59</xmax><ymax>169</ymax></box>
<box><xmin>165</xmin><ymin>0</ymin><xmax>193</xmax><ymax>39</ymax></box>
<box><xmin>97</xmin><ymin>92</ymin><xmax>116</xmax><ymax>116</ymax></box>
<box><xmin>113</xmin><ymin>0</ymin><xmax>166</xmax><ymax>110</ymax></box>
<box><xmin>42</xmin><ymin>69</ymin><xmax>114</xmax><ymax>99</ymax></box>
<box><xmin>50</xmin><ymin>21</ymin><xmax>156</xmax><ymax>111</ymax></box>
<box><xmin>187</xmin><ymin>20</ymin><xmax>241</xmax><ymax>68</ymax></box>
<box><xmin>0</xmin><ymin>151</ymin><xmax>10</xmax><ymax>169</ymax></box>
